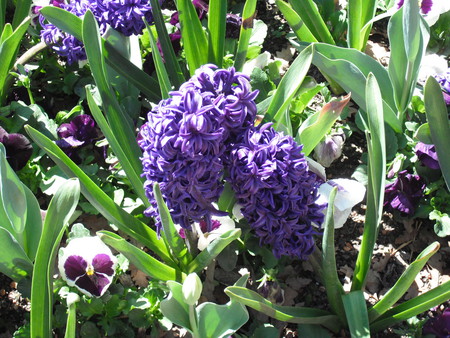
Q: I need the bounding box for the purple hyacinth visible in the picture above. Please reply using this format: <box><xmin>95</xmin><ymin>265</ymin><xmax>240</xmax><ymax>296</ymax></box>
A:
<box><xmin>229</xmin><ymin>123</ymin><xmax>325</xmax><ymax>259</ymax></box>
<box><xmin>423</xmin><ymin>307</ymin><xmax>450</xmax><ymax>338</ymax></box>
<box><xmin>56</xmin><ymin>114</ymin><xmax>97</xmax><ymax>160</ymax></box>
<box><xmin>58</xmin><ymin>236</ymin><xmax>117</xmax><ymax>297</ymax></box>
<box><xmin>39</xmin><ymin>0</ymin><xmax>155</xmax><ymax>64</ymax></box>
<box><xmin>0</xmin><ymin>126</ymin><xmax>33</xmax><ymax>171</ymax></box>
<box><xmin>138</xmin><ymin>65</ymin><xmax>258</xmax><ymax>232</ymax></box>
<box><xmin>384</xmin><ymin>170</ymin><xmax>425</xmax><ymax>216</ymax></box>
<box><xmin>415</xmin><ymin>141</ymin><xmax>440</xmax><ymax>169</ymax></box>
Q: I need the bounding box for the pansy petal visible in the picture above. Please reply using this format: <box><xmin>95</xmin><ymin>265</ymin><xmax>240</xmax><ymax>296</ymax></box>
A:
<box><xmin>64</xmin><ymin>255</ymin><xmax>88</xmax><ymax>281</ymax></box>
<box><xmin>92</xmin><ymin>253</ymin><xmax>115</xmax><ymax>276</ymax></box>
<box><xmin>74</xmin><ymin>273</ymin><xmax>112</xmax><ymax>297</ymax></box>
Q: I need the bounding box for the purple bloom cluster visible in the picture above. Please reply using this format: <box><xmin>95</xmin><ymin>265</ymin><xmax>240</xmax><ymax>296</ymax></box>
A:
<box><xmin>415</xmin><ymin>141</ymin><xmax>440</xmax><ymax>169</ymax></box>
<box><xmin>229</xmin><ymin>123</ymin><xmax>324</xmax><ymax>259</ymax></box>
<box><xmin>138</xmin><ymin>65</ymin><xmax>258</xmax><ymax>232</ymax></box>
<box><xmin>423</xmin><ymin>307</ymin><xmax>450</xmax><ymax>338</ymax></box>
<box><xmin>384</xmin><ymin>170</ymin><xmax>425</xmax><ymax>216</ymax></box>
<box><xmin>139</xmin><ymin>65</ymin><xmax>325</xmax><ymax>259</ymax></box>
<box><xmin>38</xmin><ymin>0</ymin><xmax>155</xmax><ymax>64</ymax></box>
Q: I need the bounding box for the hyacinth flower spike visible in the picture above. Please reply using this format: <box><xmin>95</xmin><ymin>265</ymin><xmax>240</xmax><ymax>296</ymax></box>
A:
<box><xmin>58</xmin><ymin>236</ymin><xmax>117</xmax><ymax>297</ymax></box>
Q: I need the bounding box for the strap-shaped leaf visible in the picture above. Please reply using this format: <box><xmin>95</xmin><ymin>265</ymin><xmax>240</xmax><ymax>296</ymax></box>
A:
<box><xmin>82</xmin><ymin>11</ymin><xmax>147</xmax><ymax>205</ymax></box>
<box><xmin>276</xmin><ymin>0</ymin><xmax>317</xmax><ymax>43</ymax></box>
<box><xmin>98</xmin><ymin>231</ymin><xmax>184</xmax><ymax>282</ymax></box>
<box><xmin>352</xmin><ymin>74</ymin><xmax>386</xmax><ymax>291</ymax></box>
<box><xmin>264</xmin><ymin>44</ymin><xmax>313</xmax><ymax>136</ymax></box>
<box><xmin>177</xmin><ymin>0</ymin><xmax>208</xmax><ymax>75</ymax></box>
<box><xmin>207</xmin><ymin>0</ymin><xmax>227</xmax><ymax>67</ymax></box>
<box><xmin>31</xmin><ymin>178</ymin><xmax>80</xmax><ymax>338</ymax></box>
<box><xmin>11</xmin><ymin>0</ymin><xmax>32</xmax><ymax>29</ymax></box>
<box><xmin>424</xmin><ymin>76</ymin><xmax>450</xmax><ymax>191</ymax></box>
<box><xmin>347</xmin><ymin>0</ymin><xmax>377</xmax><ymax>51</ymax></box>
<box><xmin>225</xmin><ymin>286</ymin><xmax>340</xmax><ymax>333</ymax></box>
<box><xmin>233</xmin><ymin>0</ymin><xmax>257</xmax><ymax>72</ymax></box>
<box><xmin>24</xmin><ymin>125</ymin><xmax>175</xmax><ymax>266</ymax></box>
<box><xmin>368</xmin><ymin>242</ymin><xmax>440</xmax><ymax>321</ymax></box>
<box><xmin>342</xmin><ymin>291</ymin><xmax>370</xmax><ymax>338</ymax></box>
<box><xmin>0</xmin><ymin>228</ymin><xmax>33</xmax><ymax>281</ymax></box>
<box><xmin>370</xmin><ymin>280</ymin><xmax>450</xmax><ymax>332</ymax></box>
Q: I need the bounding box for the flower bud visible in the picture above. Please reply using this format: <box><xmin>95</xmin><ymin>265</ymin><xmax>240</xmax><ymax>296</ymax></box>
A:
<box><xmin>182</xmin><ymin>273</ymin><xmax>202</xmax><ymax>306</ymax></box>
<box><xmin>313</xmin><ymin>133</ymin><xmax>345</xmax><ymax>168</ymax></box>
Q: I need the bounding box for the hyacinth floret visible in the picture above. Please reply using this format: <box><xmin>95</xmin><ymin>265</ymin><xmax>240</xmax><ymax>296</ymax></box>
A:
<box><xmin>139</xmin><ymin>65</ymin><xmax>259</xmax><ymax>233</ymax></box>
<box><xmin>229</xmin><ymin>123</ymin><xmax>325</xmax><ymax>259</ymax></box>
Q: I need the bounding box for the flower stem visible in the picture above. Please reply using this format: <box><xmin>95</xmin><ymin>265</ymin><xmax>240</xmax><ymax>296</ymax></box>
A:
<box><xmin>188</xmin><ymin>304</ymin><xmax>199</xmax><ymax>337</ymax></box>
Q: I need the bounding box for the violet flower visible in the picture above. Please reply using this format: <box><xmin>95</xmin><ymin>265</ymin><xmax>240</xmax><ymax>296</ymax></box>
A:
<box><xmin>384</xmin><ymin>170</ymin><xmax>425</xmax><ymax>216</ymax></box>
<box><xmin>0</xmin><ymin>126</ymin><xmax>33</xmax><ymax>171</ymax></box>
<box><xmin>313</xmin><ymin>133</ymin><xmax>345</xmax><ymax>168</ymax></box>
<box><xmin>415</xmin><ymin>142</ymin><xmax>440</xmax><ymax>169</ymax></box>
<box><xmin>225</xmin><ymin>13</ymin><xmax>242</xmax><ymax>39</ymax></box>
<box><xmin>434</xmin><ymin>70</ymin><xmax>450</xmax><ymax>106</ymax></box>
<box><xmin>422</xmin><ymin>307</ymin><xmax>450</xmax><ymax>338</ymax></box>
<box><xmin>56</xmin><ymin>114</ymin><xmax>97</xmax><ymax>160</ymax></box>
<box><xmin>397</xmin><ymin>0</ymin><xmax>433</xmax><ymax>14</ymax></box>
<box><xmin>138</xmin><ymin>65</ymin><xmax>258</xmax><ymax>233</ymax></box>
<box><xmin>58</xmin><ymin>236</ymin><xmax>117</xmax><ymax>297</ymax></box>
<box><xmin>229</xmin><ymin>123</ymin><xmax>325</xmax><ymax>259</ymax></box>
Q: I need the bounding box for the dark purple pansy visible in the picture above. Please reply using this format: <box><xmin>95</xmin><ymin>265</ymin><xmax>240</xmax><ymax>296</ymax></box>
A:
<box><xmin>435</xmin><ymin>70</ymin><xmax>450</xmax><ymax>105</ymax></box>
<box><xmin>384</xmin><ymin>170</ymin><xmax>425</xmax><ymax>216</ymax></box>
<box><xmin>56</xmin><ymin>114</ymin><xmax>97</xmax><ymax>160</ymax></box>
<box><xmin>229</xmin><ymin>123</ymin><xmax>325</xmax><ymax>259</ymax></box>
<box><xmin>423</xmin><ymin>307</ymin><xmax>450</xmax><ymax>338</ymax></box>
<box><xmin>0</xmin><ymin>126</ymin><xmax>33</xmax><ymax>171</ymax></box>
<box><xmin>138</xmin><ymin>65</ymin><xmax>258</xmax><ymax>233</ymax></box>
<box><xmin>225</xmin><ymin>13</ymin><xmax>242</xmax><ymax>39</ymax></box>
<box><xmin>58</xmin><ymin>236</ymin><xmax>116</xmax><ymax>297</ymax></box>
<box><xmin>415</xmin><ymin>142</ymin><xmax>440</xmax><ymax>169</ymax></box>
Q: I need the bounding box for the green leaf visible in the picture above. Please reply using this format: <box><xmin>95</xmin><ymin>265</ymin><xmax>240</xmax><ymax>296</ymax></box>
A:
<box><xmin>31</xmin><ymin>178</ymin><xmax>80</xmax><ymax>338</ymax></box>
<box><xmin>98</xmin><ymin>231</ymin><xmax>184</xmax><ymax>282</ymax></box>
<box><xmin>40</xmin><ymin>6</ymin><xmax>161</xmax><ymax>102</ymax></box>
<box><xmin>82</xmin><ymin>12</ymin><xmax>148</xmax><ymax>206</ymax></box>
<box><xmin>11</xmin><ymin>0</ymin><xmax>32</xmax><ymax>29</ymax></box>
<box><xmin>370</xmin><ymin>280</ymin><xmax>450</xmax><ymax>332</ymax></box>
<box><xmin>153</xmin><ymin>183</ymin><xmax>192</xmax><ymax>268</ymax></box>
<box><xmin>177</xmin><ymin>0</ymin><xmax>208</xmax><ymax>75</ymax></box>
<box><xmin>388</xmin><ymin>5</ymin><xmax>429</xmax><ymax>118</ymax></box>
<box><xmin>287</xmin><ymin>0</ymin><xmax>335</xmax><ymax>44</ymax></box>
<box><xmin>368</xmin><ymin>242</ymin><xmax>440</xmax><ymax>321</ymax></box>
<box><xmin>24</xmin><ymin>125</ymin><xmax>175</xmax><ymax>266</ymax></box>
<box><xmin>264</xmin><ymin>45</ymin><xmax>313</xmax><ymax>136</ymax></box>
<box><xmin>0</xmin><ymin>228</ymin><xmax>33</xmax><ymax>281</ymax></box>
<box><xmin>233</xmin><ymin>0</ymin><xmax>257</xmax><ymax>72</ymax></box>
<box><xmin>424</xmin><ymin>76</ymin><xmax>450</xmax><ymax>191</ymax></box>
<box><xmin>196</xmin><ymin>276</ymin><xmax>249</xmax><ymax>338</ymax></box>
<box><xmin>160</xmin><ymin>281</ymin><xmax>191</xmax><ymax>330</ymax></box>
<box><xmin>0</xmin><ymin>17</ymin><xmax>30</xmax><ymax>105</ymax></box>
<box><xmin>276</xmin><ymin>0</ymin><xmax>317</xmax><ymax>43</ymax></box>
<box><xmin>297</xmin><ymin>93</ymin><xmax>351</xmax><ymax>155</ymax></box>
<box><xmin>145</xmin><ymin>20</ymin><xmax>171</xmax><ymax>99</ymax></box>
<box><xmin>352</xmin><ymin>74</ymin><xmax>386</xmax><ymax>291</ymax></box>
<box><xmin>208</xmin><ymin>0</ymin><xmax>227</xmax><ymax>67</ymax></box>
<box><xmin>225</xmin><ymin>286</ymin><xmax>340</xmax><ymax>333</ymax></box>
<box><xmin>342</xmin><ymin>291</ymin><xmax>370</xmax><ymax>338</ymax></box>
<box><xmin>187</xmin><ymin>229</ymin><xmax>241</xmax><ymax>274</ymax></box>
<box><xmin>293</xmin><ymin>42</ymin><xmax>401</xmax><ymax>133</ymax></box>
<box><xmin>149</xmin><ymin>0</ymin><xmax>185</xmax><ymax>88</ymax></box>
<box><xmin>321</xmin><ymin>187</ymin><xmax>346</xmax><ymax>323</ymax></box>
<box><xmin>347</xmin><ymin>0</ymin><xmax>377</xmax><ymax>51</ymax></box>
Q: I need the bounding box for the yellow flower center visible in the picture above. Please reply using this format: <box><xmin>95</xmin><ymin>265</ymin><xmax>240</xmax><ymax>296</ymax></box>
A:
<box><xmin>86</xmin><ymin>265</ymin><xmax>95</xmax><ymax>276</ymax></box>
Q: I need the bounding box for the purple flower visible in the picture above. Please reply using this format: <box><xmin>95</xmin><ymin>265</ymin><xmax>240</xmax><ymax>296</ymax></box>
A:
<box><xmin>229</xmin><ymin>123</ymin><xmax>325</xmax><ymax>259</ymax></box>
<box><xmin>225</xmin><ymin>13</ymin><xmax>242</xmax><ymax>39</ymax></box>
<box><xmin>0</xmin><ymin>126</ymin><xmax>33</xmax><ymax>171</ymax></box>
<box><xmin>56</xmin><ymin>114</ymin><xmax>97</xmax><ymax>160</ymax></box>
<box><xmin>170</xmin><ymin>0</ymin><xmax>208</xmax><ymax>26</ymax></box>
<box><xmin>435</xmin><ymin>70</ymin><xmax>450</xmax><ymax>105</ymax></box>
<box><xmin>58</xmin><ymin>236</ymin><xmax>117</xmax><ymax>297</ymax></box>
<box><xmin>423</xmin><ymin>307</ymin><xmax>450</xmax><ymax>338</ymax></box>
<box><xmin>415</xmin><ymin>142</ymin><xmax>440</xmax><ymax>169</ymax></box>
<box><xmin>397</xmin><ymin>0</ymin><xmax>433</xmax><ymax>14</ymax></box>
<box><xmin>138</xmin><ymin>65</ymin><xmax>258</xmax><ymax>233</ymax></box>
<box><xmin>313</xmin><ymin>133</ymin><xmax>345</xmax><ymax>168</ymax></box>
<box><xmin>384</xmin><ymin>170</ymin><xmax>425</xmax><ymax>216</ymax></box>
